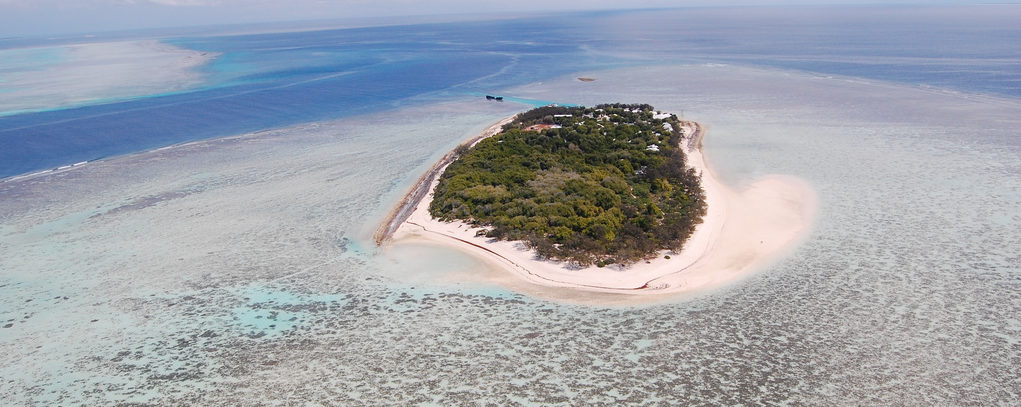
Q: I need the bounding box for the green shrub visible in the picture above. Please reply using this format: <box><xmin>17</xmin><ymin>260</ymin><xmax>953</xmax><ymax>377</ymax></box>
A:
<box><xmin>430</xmin><ymin>104</ymin><xmax>705</xmax><ymax>265</ymax></box>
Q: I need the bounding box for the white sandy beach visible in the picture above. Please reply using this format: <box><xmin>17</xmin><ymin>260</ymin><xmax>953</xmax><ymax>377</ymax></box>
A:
<box><xmin>385</xmin><ymin>116</ymin><xmax>817</xmax><ymax>296</ymax></box>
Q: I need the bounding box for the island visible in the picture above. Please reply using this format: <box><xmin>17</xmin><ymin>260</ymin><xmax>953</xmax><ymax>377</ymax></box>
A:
<box><xmin>375</xmin><ymin>104</ymin><xmax>816</xmax><ymax>296</ymax></box>
<box><xmin>430</xmin><ymin>104</ymin><xmax>705</xmax><ymax>267</ymax></box>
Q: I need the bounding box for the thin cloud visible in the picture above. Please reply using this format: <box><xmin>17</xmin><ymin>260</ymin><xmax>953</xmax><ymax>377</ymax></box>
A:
<box><xmin>144</xmin><ymin>0</ymin><xmax>215</xmax><ymax>5</ymax></box>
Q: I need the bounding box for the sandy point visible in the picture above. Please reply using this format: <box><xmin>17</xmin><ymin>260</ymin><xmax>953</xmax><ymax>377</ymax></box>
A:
<box><xmin>379</xmin><ymin>116</ymin><xmax>817</xmax><ymax>303</ymax></box>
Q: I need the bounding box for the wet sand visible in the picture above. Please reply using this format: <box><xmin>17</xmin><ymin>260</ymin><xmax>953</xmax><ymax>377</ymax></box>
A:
<box><xmin>380</xmin><ymin>115</ymin><xmax>817</xmax><ymax>297</ymax></box>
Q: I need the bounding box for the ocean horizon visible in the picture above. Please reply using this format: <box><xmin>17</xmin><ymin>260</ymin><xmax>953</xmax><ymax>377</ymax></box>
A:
<box><xmin>2</xmin><ymin>5</ymin><xmax>1019</xmax><ymax>405</ymax></box>
<box><xmin>3</xmin><ymin>5</ymin><xmax>1021</xmax><ymax>180</ymax></box>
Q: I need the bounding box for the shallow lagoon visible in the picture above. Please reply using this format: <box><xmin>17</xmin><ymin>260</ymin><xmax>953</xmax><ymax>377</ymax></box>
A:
<box><xmin>2</xmin><ymin>62</ymin><xmax>1018</xmax><ymax>404</ymax></box>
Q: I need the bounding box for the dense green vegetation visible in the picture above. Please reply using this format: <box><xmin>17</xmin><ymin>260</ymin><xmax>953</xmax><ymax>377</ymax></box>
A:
<box><xmin>429</xmin><ymin>104</ymin><xmax>706</xmax><ymax>266</ymax></box>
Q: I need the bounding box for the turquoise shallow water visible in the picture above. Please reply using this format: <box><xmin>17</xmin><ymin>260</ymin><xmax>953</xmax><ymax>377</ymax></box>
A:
<box><xmin>4</xmin><ymin>6</ymin><xmax>1021</xmax><ymax>178</ymax></box>
<box><xmin>2</xmin><ymin>6</ymin><xmax>1020</xmax><ymax>405</ymax></box>
<box><xmin>1</xmin><ymin>65</ymin><xmax>1018</xmax><ymax>404</ymax></box>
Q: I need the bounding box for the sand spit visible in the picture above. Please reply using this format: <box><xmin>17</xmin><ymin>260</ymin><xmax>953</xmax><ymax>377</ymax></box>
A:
<box><xmin>379</xmin><ymin>115</ymin><xmax>816</xmax><ymax>296</ymax></box>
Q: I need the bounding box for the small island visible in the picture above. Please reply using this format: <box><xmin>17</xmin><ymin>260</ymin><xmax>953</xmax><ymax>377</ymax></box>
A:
<box><xmin>430</xmin><ymin>104</ymin><xmax>706</xmax><ymax>267</ymax></box>
<box><xmin>376</xmin><ymin>103</ymin><xmax>815</xmax><ymax>296</ymax></box>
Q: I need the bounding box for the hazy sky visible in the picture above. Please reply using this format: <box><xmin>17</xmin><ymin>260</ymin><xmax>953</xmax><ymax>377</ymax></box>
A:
<box><xmin>0</xmin><ymin>0</ymin><xmax>994</xmax><ymax>37</ymax></box>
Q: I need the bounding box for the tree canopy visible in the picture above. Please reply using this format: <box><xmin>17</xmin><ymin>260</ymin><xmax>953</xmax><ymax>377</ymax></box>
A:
<box><xmin>429</xmin><ymin>104</ymin><xmax>706</xmax><ymax>267</ymax></box>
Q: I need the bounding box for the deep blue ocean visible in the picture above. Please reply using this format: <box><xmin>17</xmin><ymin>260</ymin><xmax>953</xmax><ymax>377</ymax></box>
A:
<box><xmin>1</xmin><ymin>5</ymin><xmax>1020</xmax><ymax>178</ymax></box>
<box><xmin>3</xmin><ymin>5</ymin><xmax>1021</xmax><ymax>404</ymax></box>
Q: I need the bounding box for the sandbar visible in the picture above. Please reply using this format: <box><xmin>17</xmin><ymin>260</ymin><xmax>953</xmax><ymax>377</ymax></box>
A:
<box><xmin>377</xmin><ymin>114</ymin><xmax>816</xmax><ymax>296</ymax></box>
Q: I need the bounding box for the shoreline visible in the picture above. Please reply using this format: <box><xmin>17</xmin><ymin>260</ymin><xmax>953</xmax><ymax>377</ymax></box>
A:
<box><xmin>372</xmin><ymin>115</ymin><xmax>517</xmax><ymax>244</ymax></box>
<box><xmin>379</xmin><ymin>113</ymin><xmax>816</xmax><ymax>296</ymax></box>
